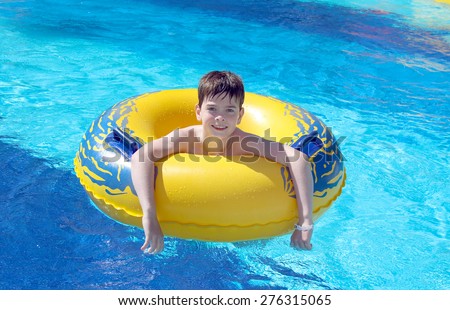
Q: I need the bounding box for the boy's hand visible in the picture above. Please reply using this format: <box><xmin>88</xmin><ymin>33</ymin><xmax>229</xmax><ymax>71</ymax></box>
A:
<box><xmin>141</xmin><ymin>214</ymin><xmax>164</xmax><ymax>254</ymax></box>
<box><xmin>290</xmin><ymin>227</ymin><xmax>313</xmax><ymax>250</ymax></box>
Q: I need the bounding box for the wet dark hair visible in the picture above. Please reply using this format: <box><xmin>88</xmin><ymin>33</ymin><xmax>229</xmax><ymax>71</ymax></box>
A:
<box><xmin>198</xmin><ymin>71</ymin><xmax>245</xmax><ymax>108</ymax></box>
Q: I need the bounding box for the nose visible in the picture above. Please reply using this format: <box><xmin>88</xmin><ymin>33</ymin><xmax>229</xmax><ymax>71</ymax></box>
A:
<box><xmin>215</xmin><ymin>115</ymin><xmax>225</xmax><ymax>122</ymax></box>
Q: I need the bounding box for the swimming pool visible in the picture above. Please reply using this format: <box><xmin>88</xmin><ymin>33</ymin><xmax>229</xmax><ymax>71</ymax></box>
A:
<box><xmin>0</xmin><ymin>0</ymin><xmax>449</xmax><ymax>290</ymax></box>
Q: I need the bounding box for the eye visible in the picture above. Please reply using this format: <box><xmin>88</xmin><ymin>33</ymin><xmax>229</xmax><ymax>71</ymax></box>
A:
<box><xmin>226</xmin><ymin>108</ymin><xmax>236</xmax><ymax>113</ymax></box>
<box><xmin>206</xmin><ymin>106</ymin><xmax>216</xmax><ymax>112</ymax></box>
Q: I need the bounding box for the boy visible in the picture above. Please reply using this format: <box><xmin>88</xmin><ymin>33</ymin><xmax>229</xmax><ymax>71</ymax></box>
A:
<box><xmin>131</xmin><ymin>71</ymin><xmax>314</xmax><ymax>254</ymax></box>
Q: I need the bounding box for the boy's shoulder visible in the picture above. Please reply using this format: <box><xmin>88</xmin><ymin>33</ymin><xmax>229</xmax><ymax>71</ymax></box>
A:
<box><xmin>234</xmin><ymin>128</ymin><xmax>266</xmax><ymax>143</ymax></box>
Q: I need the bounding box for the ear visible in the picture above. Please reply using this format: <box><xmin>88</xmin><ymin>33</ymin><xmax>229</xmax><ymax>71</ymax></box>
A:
<box><xmin>237</xmin><ymin>107</ymin><xmax>244</xmax><ymax>125</ymax></box>
<box><xmin>195</xmin><ymin>104</ymin><xmax>201</xmax><ymax>121</ymax></box>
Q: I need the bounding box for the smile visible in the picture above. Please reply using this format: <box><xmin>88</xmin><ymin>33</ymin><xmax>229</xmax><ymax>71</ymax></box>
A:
<box><xmin>212</xmin><ymin>125</ymin><xmax>228</xmax><ymax>131</ymax></box>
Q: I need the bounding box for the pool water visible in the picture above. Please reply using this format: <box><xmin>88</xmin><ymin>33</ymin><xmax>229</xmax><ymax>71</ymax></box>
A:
<box><xmin>0</xmin><ymin>0</ymin><xmax>449</xmax><ymax>289</ymax></box>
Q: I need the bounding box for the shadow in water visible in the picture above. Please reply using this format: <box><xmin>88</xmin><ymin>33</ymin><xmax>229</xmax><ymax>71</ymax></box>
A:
<box><xmin>0</xmin><ymin>140</ymin><xmax>331</xmax><ymax>289</ymax></box>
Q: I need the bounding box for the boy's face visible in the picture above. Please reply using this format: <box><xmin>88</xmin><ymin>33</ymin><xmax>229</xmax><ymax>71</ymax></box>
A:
<box><xmin>196</xmin><ymin>94</ymin><xmax>244</xmax><ymax>139</ymax></box>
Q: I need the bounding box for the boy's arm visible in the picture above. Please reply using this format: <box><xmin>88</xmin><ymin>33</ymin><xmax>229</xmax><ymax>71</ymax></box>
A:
<box><xmin>282</xmin><ymin>145</ymin><xmax>314</xmax><ymax>250</ymax></box>
<box><xmin>263</xmin><ymin>140</ymin><xmax>314</xmax><ymax>250</ymax></box>
<box><xmin>131</xmin><ymin>130</ymin><xmax>179</xmax><ymax>254</ymax></box>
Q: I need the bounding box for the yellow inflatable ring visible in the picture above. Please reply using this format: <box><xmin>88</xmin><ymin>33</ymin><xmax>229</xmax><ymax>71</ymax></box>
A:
<box><xmin>74</xmin><ymin>89</ymin><xmax>346</xmax><ymax>242</ymax></box>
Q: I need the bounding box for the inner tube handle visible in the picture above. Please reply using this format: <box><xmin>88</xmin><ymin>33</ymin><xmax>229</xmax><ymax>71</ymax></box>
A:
<box><xmin>104</xmin><ymin>127</ymin><xmax>142</xmax><ymax>161</ymax></box>
<box><xmin>290</xmin><ymin>131</ymin><xmax>323</xmax><ymax>158</ymax></box>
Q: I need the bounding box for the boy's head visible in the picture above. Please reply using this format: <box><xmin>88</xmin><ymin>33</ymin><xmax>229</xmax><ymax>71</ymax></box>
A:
<box><xmin>198</xmin><ymin>71</ymin><xmax>245</xmax><ymax>109</ymax></box>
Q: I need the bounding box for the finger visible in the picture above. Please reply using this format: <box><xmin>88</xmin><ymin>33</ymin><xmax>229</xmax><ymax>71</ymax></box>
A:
<box><xmin>291</xmin><ymin>240</ymin><xmax>303</xmax><ymax>250</ymax></box>
<box><xmin>141</xmin><ymin>238</ymin><xmax>150</xmax><ymax>251</ymax></box>
<box><xmin>302</xmin><ymin>231</ymin><xmax>313</xmax><ymax>250</ymax></box>
<box><xmin>299</xmin><ymin>242</ymin><xmax>307</xmax><ymax>250</ymax></box>
<box><xmin>148</xmin><ymin>237</ymin><xmax>164</xmax><ymax>255</ymax></box>
<box><xmin>156</xmin><ymin>238</ymin><xmax>165</xmax><ymax>254</ymax></box>
<box><xmin>292</xmin><ymin>240</ymin><xmax>309</xmax><ymax>250</ymax></box>
<box><xmin>147</xmin><ymin>242</ymin><xmax>159</xmax><ymax>255</ymax></box>
<box><xmin>290</xmin><ymin>236</ymin><xmax>298</xmax><ymax>248</ymax></box>
<box><xmin>304</xmin><ymin>242</ymin><xmax>312</xmax><ymax>250</ymax></box>
<box><xmin>146</xmin><ymin>239</ymin><xmax>157</xmax><ymax>254</ymax></box>
<box><xmin>290</xmin><ymin>233</ymin><xmax>301</xmax><ymax>248</ymax></box>
<box><xmin>152</xmin><ymin>242</ymin><xmax>164</xmax><ymax>255</ymax></box>
<box><xmin>303</xmin><ymin>236</ymin><xmax>312</xmax><ymax>249</ymax></box>
<box><xmin>290</xmin><ymin>236</ymin><xmax>303</xmax><ymax>249</ymax></box>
